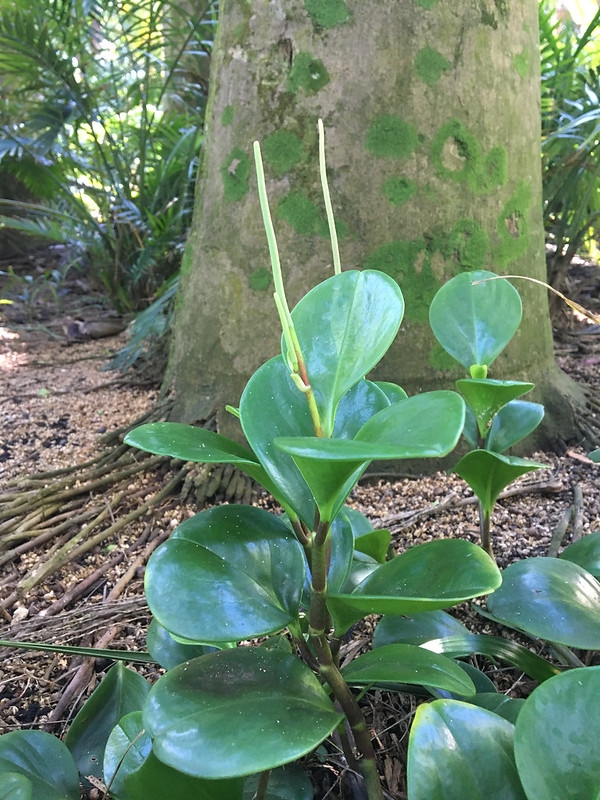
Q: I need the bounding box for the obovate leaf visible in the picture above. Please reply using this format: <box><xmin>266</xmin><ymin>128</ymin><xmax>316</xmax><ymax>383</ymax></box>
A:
<box><xmin>453</xmin><ymin>450</ymin><xmax>548</xmax><ymax>518</ymax></box>
<box><xmin>104</xmin><ymin>712</ymin><xmax>243</xmax><ymax>800</ymax></box>
<box><xmin>0</xmin><ymin>773</ymin><xmax>32</xmax><ymax>800</ymax></box>
<box><xmin>407</xmin><ymin>699</ymin><xmax>527</xmax><ymax>800</ymax></box>
<box><xmin>65</xmin><ymin>662</ymin><xmax>149</xmax><ymax>783</ymax></box>
<box><xmin>146</xmin><ymin>619</ymin><xmax>217</xmax><ymax>670</ymax></box>
<box><xmin>373</xmin><ymin>610</ymin><xmax>469</xmax><ymax>648</ymax></box>
<box><xmin>429</xmin><ymin>270</ymin><xmax>522</xmax><ymax>370</ymax></box>
<box><xmin>243</xmin><ymin>765</ymin><xmax>313</xmax><ymax>800</ymax></box>
<box><xmin>288</xmin><ymin>270</ymin><xmax>404</xmax><ymax>436</ymax></box>
<box><xmin>456</xmin><ymin>379</ymin><xmax>534</xmax><ymax>439</ymax></box>
<box><xmin>0</xmin><ymin>731</ymin><xmax>80</xmax><ymax>800</ymax></box>
<box><xmin>331</xmin><ymin>379</ymin><xmax>390</xmax><ymax>439</ymax></box>
<box><xmin>143</xmin><ymin>648</ymin><xmax>343</xmax><ymax>779</ymax></box>
<box><xmin>487</xmin><ymin>557</ymin><xmax>600</xmax><ymax>648</ymax></box>
<box><xmin>514</xmin><ymin>666</ymin><xmax>600</xmax><ymax>800</ymax></box>
<box><xmin>486</xmin><ymin>400</ymin><xmax>545</xmax><ymax>453</ymax></box>
<box><xmin>560</xmin><ymin>530</ymin><xmax>600</xmax><ymax>578</ymax></box>
<box><xmin>327</xmin><ymin>538</ymin><xmax>501</xmax><ymax>634</ymax></box>
<box><xmin>145</xmin><ymin>505</ymin><xmax>305</xmax><ymax>644</ymax></box>
<box><xmin>341</xmin><ymin>643</ymin><xmax>475</xmax><ymax>696</ymax></box>
<box><xmin>275</xmin><ymin>391</ymin><xmax>465</xmax><ymax>522</ymax></box>
<box><xmin>123</xmin><ymin>423</ymin><xmax>279</xmax><ymax>501</ymax></box>
<box><xmin>239</xmin><ymin>356</ymin><xmax>316</xmax><ymax>524</ymax></box>
<box><xmin>468</xmin><ymin>693</ymin><xmax>525</xmax><ymax>725</ymax></box>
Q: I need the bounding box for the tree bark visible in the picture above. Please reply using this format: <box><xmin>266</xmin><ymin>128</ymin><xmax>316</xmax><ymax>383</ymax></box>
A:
<box><xmin>165</xmin><ymin>0</ymin><xmax>585</xmax><ymax>449</ymax></box>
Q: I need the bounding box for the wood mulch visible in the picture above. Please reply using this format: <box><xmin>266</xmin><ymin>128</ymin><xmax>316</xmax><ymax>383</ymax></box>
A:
<box><xmin>1</xmin><ymin>252</ymin><xmax>600</xmax><ymax>798</ymax></box>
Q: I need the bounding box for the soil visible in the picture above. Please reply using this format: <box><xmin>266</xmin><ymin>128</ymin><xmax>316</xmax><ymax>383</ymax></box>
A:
<box><xmin>1</xmin><ymin>250</ymin><xmax>600</xmax><ymax>799</ymax></box>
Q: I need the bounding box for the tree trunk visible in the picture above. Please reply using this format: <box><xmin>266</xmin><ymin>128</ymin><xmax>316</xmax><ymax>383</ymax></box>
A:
<box><xmin>165</xmin><ymin>0</ymin><xmax>585</xmax><ymax>450</ymax></box>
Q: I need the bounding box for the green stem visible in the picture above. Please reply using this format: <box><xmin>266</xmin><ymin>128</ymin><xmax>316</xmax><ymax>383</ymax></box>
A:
<box><xmin>318</xmin><ymin>119</ymin><xmax>341</xmax><ymax>276</ymax></box>
<box><xmin>253</xmin><ymin>769</ymin><xmax>271</xmax><ymax>800</ymax></box>
<box><xmin>479</xmin><ymin>501</ymin><xmax>494</xmax><ymax>560</ymax></box>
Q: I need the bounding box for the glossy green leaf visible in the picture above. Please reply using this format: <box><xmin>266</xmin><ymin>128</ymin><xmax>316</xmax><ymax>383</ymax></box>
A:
<box><xmin>469</xmin><ymin>693</ymin><xmax>525</xmax><ymax>724</ymax></box>
<box><xmin>589</xmin><ymin>448</ymin><xmax>600</xmax><ymax>463</ymax></box>
<box><xmin>341</xmin><ymin>643</ymin><xmax>475</xmax><ymax>695</ymax></box>
<box><xmin>514</xmin><ymin>666</ymin><xmax>600</xmax><ymax>800</ymax></box>
<box><xmin>0</xmin><ymin>774</ymin><xmax>32</xmax><ymax>800</ymax></box>
<box><xmin>373</xmin><ymin>610</ymin><xmax>469</xmax><ymax>648</ymax></box>
<box><xmin>239</xmin><ymin>356</ymin><xmax>316</xmax><ymax>524</ymax></box>
<box><xmin>243</xmin><ymin>765</ymin><xmax>313</xmax><ymax>800</ymax></box>
<box><xmin>104</xmin><ymin>712</ymin><xmax>243</xmax><ymax>800</ymax></box>
<box><xmin>429</xmin><ymin>270</ymin><xmax>522</xmax><ymax>370</ymax></box>
<box><xmin>288</xmin><ymin>270</ymin><xmax>404</xmax><ymax>436</ymax></box>
<box><xmin>331</xmin><ymin>379</ymin><xmax>390</xmax><ymax>439</ymax></box>
<box><xmin>422</xmin><ymin>633</ymin><xmax>560</xmax><ymax>682</ymax></box>
<box><xmin>456</xmin><ymin>379</ymin><xmax>534</xmax><ymax>439</ymax></box>
<box><xmin>145</xmin><ymin>505</ymin><xmax>305</xmax><ymax>644</ymax></box>
<box><xmin>354</xmin><ymin>529</ymin><xmax>391</xmax><ymax>563</ymax></box>
<box><xmin>65</xmin><ymin>662</ymin><xmax>149</xmax><ymax>782</ymax></box>
<box><xmin>453</xmin><ymin>450</ymin><xmax>548</xmax><ymax>517</ymax></box>
<box><xmin>143</xmin><ymin>648</ymin><xmax>343</xmax><ymax>779</ymax></box>
<box><xmin>560</xmin><ymin>531</ymin><xmax>600</xmax><ymax>578</ymax></box>
<box><xmin>277</xmin><ymin>391</ymin><xmax>466</xmax><ymax>462</ymax></box>
<box><xmin>461</xmin><ymin>404</ymin><xmax>479</xmax><ymax>449</ymax></box>
<box><xmin>0</xmin><ymin>732</ymin><xmax>80</xmax><ymax>800</ymax></box>
<box><xmin>146</xmin><ymin>619</ymin><xmax>216</xmax><ymax>670</ymax></box>
<box><xmin>316</xmin><ymin>512</ymin><xmax>354</xmax><ymax>594</ymax></box>
<box><xmin>373</xmin><ymin>380</ymin><xmax>408</xmax><ymax>404</ymax></box>
<box><xmin>486</xmin><ymin>400</ymin><xmax>545</xmax><ymax>453</ymax></box>
<box><xmin>328</xmin><ymin>538</ymin><xmax>501</xmax><ymax>633</ymax></box>
<box><xmin>407</xmin><ymin>699</ymin><xmax>527</xmax><ymax>800</ymax></box>
<box><xmin>123</xmin><ymin>423</ymin><xmax>279</xmax><ymax>502</ymax></box>
<box><xmin>487</xmin><ymin>557</ymin><xmax>600</xmax><ymax>648</ymax></box>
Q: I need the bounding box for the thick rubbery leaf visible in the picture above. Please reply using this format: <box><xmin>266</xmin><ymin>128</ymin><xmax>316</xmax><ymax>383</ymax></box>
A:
<box><xmin>341</xmin><ymin>643</ymin><xmax>475</xmax><ymax>695</ymax></box>
<box><xmin>145</xmin><ymin>505</ymin><xmax>305</xmax><ymax>644</ymax></box>
<box><xmin>239</xmin><ymin>356</ymin><xmax>316</xmax><ymax>523</ymax></box>
<box><xmin>0</xmin><ymin>732</ymin><xmax>80</xmax><ymax>800</ymax></box>
<box><xmin>243</xmin><ymin>765</ymin><xmax>313</xmax><ymax>800</ymax></box>
<box><xmin>468</xmin><ymin>693</ymin><xmax>525</xmax><ymax>724</ymax></box>
<box><xmin>514</xmin><ymin>666</ymin><xmax>600</xmax><ymax>800</ymax></box>
<box><xmin>104</xmin><ymin>712</ymin><xmax>243</xmax><ymax>800</ymax></box>
<box><xmin>288</xmin><ymin>270</ymin><xmax>404</xmax><ymax>436</ymax></box>
<box><xmin>453</xmin><ymin>450</ymin><xmax>548</xmax><ymax>518</ymax></box>
<box><xmin>328</xmin><ymin>539</ymin><xmax>501</xmax><ymax>633</ymax></box>
<box><xmin>421</xmin><ymin>634</ymin><xmax>560</xmax><ymax>682</ymax></box>
<box><xmin>407</xmin><ymin>699</ymin><xmax>527</xmax><ymax>800</ymax></box>
<box><xmin>331</xmin><ymin>379</ymin><xmax>390</xmax><ymax>439</ymax></box>
<box><xmin>560</xmin><ymin>531</ymin><xmax>600</xmax><ymax>578</ymax></box>
<box><xmin>65</xmin><ymin>663</ymin><xmax>149</xmax><ymax>782</ymax></box>
<box><xmin>146</xmin><ymin>619</ymin><xmax>217</xmax><ymax>670</ymax></box>
<box><xmin>0</xmin><ymin>774</ymin><xmax>32</xmax><ymax>800</ymax></box>
<box><xmin>456</xmin><ymin>379</ymin><xmax>534</xmax><ymax>439</ymax></box>
<box><xmin>123</xmin><ymin>423</ymin><xmax>281</xmax><ymax>509</ymax></box>
<box><xmin>373</xmin><ymin>381</ymin><xmax>408</xmax><ymax>404</ymax></box>
<box><xmin>486</xmin><ymin>400</ymin><xmax>545</xmax><ymax>453</ymax></box>
<box><xmin>429</xmin><ymin>270</ymin><xmax>522</xmax><ymax>370</ymax></box>
<box><xmin>143</xmin><ymin>648</ymin><xmax>343</xmax><ymax>779</ymax></box>
<box><xmin>487</xmin><ymin>557</ymin><xmax>600</xmax><ymax>648</ymax></box>
<box><xmin>373</xmin><ymin>611</ymin><xmax>469</xmax><ymax>648</ymax></box>
<box><xmin>276</xmin><ymin>391</ymin><xmax>466</xmax><ymax>463</ymax></box>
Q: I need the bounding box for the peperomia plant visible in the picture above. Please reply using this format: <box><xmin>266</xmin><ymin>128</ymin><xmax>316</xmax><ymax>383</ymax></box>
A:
<box><xmin>115</xmin><ymin>126</ymin><xmax>502</xmax><ymax>799</ymax></box>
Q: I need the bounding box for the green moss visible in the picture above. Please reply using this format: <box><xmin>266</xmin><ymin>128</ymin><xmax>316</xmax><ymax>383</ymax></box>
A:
<box><xmin>468</xmin><ymin>145</ymin><xmax>508</xmax><ymax>194</ymax></box>
<box><xmin>415</xmin><ymin>46</ymin><xmax>450</xmax><ymax>86</ymax></box>
<box><xmin>382</xmin><ymin>176</ymin><xmax>417</xmax><ymax>206</ymax></box>
<box><xmin>249</xmin><ymin>268</ymin><xmax>272</xmax><ymax>291</ymax></box>
<box><xmin>288</xmin><ymin>53</ymin><xmax>330</xmax><ymax>95</ymax></box>
<box><xmin>436</xmin><ymin>219</ymin><xmax>489</xmax><ymax>269</ymax></box>
<box><xmin>262</xmin><ymin>130</ymin><xmax>306</xmax><ymax>176</ymax></box>
<box><xmin>364</xmin><ymin>239</ymin><xmax>440</xmax><ymax>322</ymax></box>
<box><xmin>430</xmin><ymin>119</ymin><xmax>481</xmax><ymax>182</ymax></box>
<box><xmin>429</xmin><ymin>342</ymin><xmax>461</xmax><ymax>372</ymax></box>
<box><xmin>304</xmin><ymin>0</ymin><xmax>349</xmax><ymax>28</ymax></box>
<box><xmin>494</xmin><ymin>180</ymin><xmax>532</xmax><ymax>266</ymax></box>
<box><xmin>513</xmin><ymin>49</ymin><xmax>530</xmax><ymax>78</ymax></box>
<box><xmin>365</xmin><ymin>114</ymin><xmax>418</xmax><ymax>159</ymax></box>
<box><xmin>414</xmin><ymin>0</ymin><xmax>439</xmax><ymax>7</ymax></box>
<box><xmin>277</xmin><ymin>192</ymin><xmax>328</xmax><ymax>236</ymax></box>
<box><xmin>221</xmin><ymin>105</ymin><xmax>234</xmax><ymax>126</ymax></box>
<box><xmin>221</xmin><ymin>148</ymin><xmax>251</xmax><ymax>202</ymax></box>
<box><xmin>180</xmin><ymin>245</ymin><xmax>193</xmax><ymax>278</ymax></box>
<box><xmin>481</xmin><ymin>10</ymin><xmax>498</xmax><ymax>29</ymax></box>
